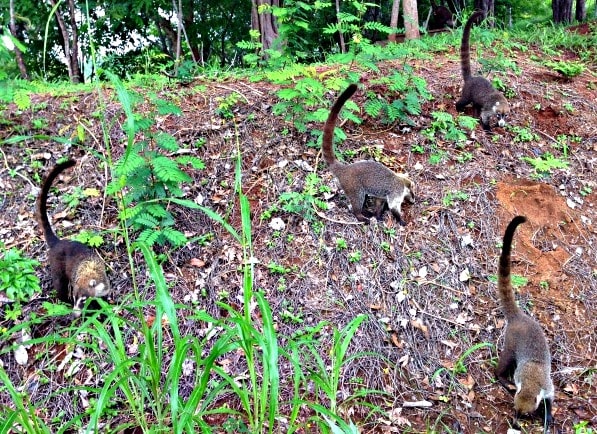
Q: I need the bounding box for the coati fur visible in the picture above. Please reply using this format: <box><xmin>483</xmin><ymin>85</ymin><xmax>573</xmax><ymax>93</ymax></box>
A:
<box><xmin>37</xmin><ymin>159</ymin><xmax>111</xmax><ymax>315</ymax></box>
<box><xmin>429</xmin><ymin>0</ymin><xmax>455</xmax><ymax>30</ymax></box>
<box><xmin>496</xmin><ymin>216</ymin><xmax>554</xmax><ymax>429</ymax></box>
<box><xmin>322</xmin><ymin>84</ymin><xmax>414</xmax><ymax>225</ymax></box>
<box><xmin>456</xmin><ymin>10</ymin><xmax>510</xmax><ymax>131</ymax></box>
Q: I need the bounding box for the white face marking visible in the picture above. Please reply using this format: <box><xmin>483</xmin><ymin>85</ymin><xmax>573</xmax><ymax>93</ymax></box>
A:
<box><xmin>94</xmin><ymin>282</ymin><xmax>109</xmax><ymax>296</ymax></box>
<box><xmin>387</xmin><ymin>188</ymin><xmax>409</xmax><ymax>213</ymax></box>
<box><xmin>498</xmin><ymin>118</ymin><xmax>506</xmax><ymax>127</ymax></box>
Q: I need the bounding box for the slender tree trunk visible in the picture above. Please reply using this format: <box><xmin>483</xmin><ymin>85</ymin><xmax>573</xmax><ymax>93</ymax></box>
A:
<box><xmin>335</xmin><ymin>0</ymin><xmax>346</xmax><ymax>53</ymax></box>
<box><xmin>9</xmin><ymin>0</ymin><xmax>29</xmax><ymax>80</ymax></box>
<box><xmin>403</xmin><ymin>0</ymin><xmax>420</xmax><ymax>40</ymax></box>
<box><xmin>575</xmin><ymin>0</ymin><xmax>586</xmax><ymax>21</ymax></box>
<box><xmin>47</xmin><ymin>0</ymin><xmax>82</xmax><ymax>83</ymax></box>
<box><xmin>388</xmin><ymin>0</ymin><xmax>401</xmax><ymax>42</ymax></box>
<box><xmin>67</xmin><ymin>0</ymin><xmax>82</xmax><ymax>83</ymax></box>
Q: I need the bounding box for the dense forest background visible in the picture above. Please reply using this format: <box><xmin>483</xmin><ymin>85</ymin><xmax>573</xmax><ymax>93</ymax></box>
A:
<box><xmin>1</xmin><ymin>0</ymin><xmax>595</xmax><ymax>82</ymax></box>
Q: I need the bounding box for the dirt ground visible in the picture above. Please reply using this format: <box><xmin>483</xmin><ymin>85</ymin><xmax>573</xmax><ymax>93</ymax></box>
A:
<box><xmin>0</xmin><ymin>25</ymin><xmax>596</xmax><ymax>433</ymax></box>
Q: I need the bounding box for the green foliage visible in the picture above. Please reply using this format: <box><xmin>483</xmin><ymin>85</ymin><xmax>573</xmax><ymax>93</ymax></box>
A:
<box><xmin>272</xmin><ymin>76</ymin><xmax>357</xmax><ymax>137</ymax></box>
<box><xmin>365</xmin><ymin>67</ymin><xmax>432</xmax><ymax>125</ymax></box>
<box><xmin>73</xmin><ymin>230</ymin><xmax>105</xmax><ymax>248</ymax></box>
<box><xmin>442</xmin><ymin>191</ymin><xmax>469</xmax><ymax>207</ymax></box>
<box><xmin>510</xmin><ymin>126</ymin><xmax>538</xmax><ymax>143</ymax></box>
<box><xmin>544</xmin><ymin>60</ymin><xmax>585</xmax><ymax>78</ymax></box>
<box><xmin>216</xmin><ymin>92</ymin><xmax>242</xmax><ymax>119</ymax></box>
<box><xmin>423</xmin><ymin>112</ymin><xmax>477</xmax><ymax>145</ymax></box>
<box><xmin>106</xmin><ymin>93</ymin><xmax>205</xmax><ymax>248</ymax></box>
<box><xmin>264</xmin><ymin>173</ymin><xmax>329</xmax><ymax>223</ymax></box>
<box><xmin>488</xmin><ymin>274</ymin><xmax>529</xmax><ymax>289</ymax></box>
<box><xmin>0</xmin><ymin>244</ymin><xmax>40</xmax><ymax>303</ymax></box>
<box><xmin>522</xmin><ymin>152</ymin><xmax>569</xmax><ymax>176</ymax></box>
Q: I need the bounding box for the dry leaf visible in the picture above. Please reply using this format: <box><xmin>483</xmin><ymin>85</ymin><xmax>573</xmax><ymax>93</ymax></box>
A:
<box><xmin>190</xmin><ymin>258</ymin><xmax>205</xmax><ymax>268</ymax></box>
<box><xmin>410</xmin><ymin>318</ymin><xmax>430</xmax><ymax>339</ymax></box>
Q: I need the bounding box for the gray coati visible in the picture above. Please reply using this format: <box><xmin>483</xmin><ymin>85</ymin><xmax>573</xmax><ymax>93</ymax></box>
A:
<box><xmin>322</xmin><ymin>84</ymin><xmax>414</xmax><ymax>225</ymax></box>
<box><xmin>37</xmin><ymin>159</ymin><xmax>111</xmax><ymax>315</ymax></box>
<box><xmin>496</xmin><ymin>216</ymin><xmax>554</xmax><ymax>430</ymax></box>
<box><xmin>456</xmin><ymin>10</ymin><xmax>510</xmax><ymax>131</ymax></box>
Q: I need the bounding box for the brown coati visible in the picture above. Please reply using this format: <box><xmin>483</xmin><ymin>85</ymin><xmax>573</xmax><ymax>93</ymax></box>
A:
<box><xmin>322</xmin><ymin>84</ymin><xmax>414</xmax><ymax>225</ymax></box>
<box><xmin>496</xmin><ymin>216</ymin><xmax>554</xmax><ymax>430</ymax></box>
<box><xmin>456</xmin><ymin>10</ymin><xmax>510</xmax><ymax>131</ymax></box>
<box><xmin>37</xmin><ymin>159</ymin><xmax>111</xmax><ymax>315</ymax></box>
<box><xmin>429</xmin><ymin>0</ymin><xmax>455</xmax><ymax>30</ymax></box>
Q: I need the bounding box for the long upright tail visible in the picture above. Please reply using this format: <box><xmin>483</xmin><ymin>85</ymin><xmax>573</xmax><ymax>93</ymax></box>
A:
<box><xmin>498</xmin><ymin>215</ymin><xmax>527</xmax><ymax>321</ymax></box>
<box><xmin>322</xmin><ymin>84</ymin><xmax>358</xmax><ymax>166</ymax></box>
<box><xmin>37</xmin><ymin>159</ymin><xmax>76</xmax><ymax>248</ymax></box>
<box><xmin>460</xmin><ymin>10</ymin><xmax>484</xmax><ymax>81</ymax></box>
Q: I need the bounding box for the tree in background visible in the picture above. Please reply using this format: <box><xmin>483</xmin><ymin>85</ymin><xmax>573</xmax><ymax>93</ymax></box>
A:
<box><xmin>575</xmin><ymin>0</ymin><xmax>586</xmax><ymax>21</ymax></box>
<box><xmin>8</xmin><ymin>0</ymin><xmax>28</xmax><ymax>79</ymax></box>
<box><xmin>553</xmin><ymin>0</ymin><xmax>573</xmax><ymax>23</ymax></box>
<box><xmin>403</xmin><ymin>0</ymin><xmax>419</xmax><ymax>39</ymax></box>
<box><xmin>388</xmin><ymin>0</ymin><xmax>401</xmax><ymax>42</ymax></box>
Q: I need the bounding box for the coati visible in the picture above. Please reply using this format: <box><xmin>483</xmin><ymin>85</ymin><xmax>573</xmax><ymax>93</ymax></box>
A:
<box><xmin>428</xmin><ymin>0</ymin><xmax>455</xmax><ymax>30</ymax></box>
<box><xmin>37</xmin><ymin>159</ymin><xmax>111</xmax><ymax>315</ymax></box>
<box><xmin>322</xmin><ymin>84</ymin><xmax>414</xmax><ymax>225</ymax></box>
<box><xmin>456</xmin><ymin>10</ymin><xmax>510</xmax><ymax>131</ymax></box>
<box><xmin>496</xmin><ymin>216</ymin><xmax>554</xmax><ymax>430</ymax></box>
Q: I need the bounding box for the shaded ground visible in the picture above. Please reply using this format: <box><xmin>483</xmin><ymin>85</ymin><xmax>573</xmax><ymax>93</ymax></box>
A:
<box><xmin>1</xmin><ymin>26</ymin><xmax>596</xmax><ymax>433</ymax></box>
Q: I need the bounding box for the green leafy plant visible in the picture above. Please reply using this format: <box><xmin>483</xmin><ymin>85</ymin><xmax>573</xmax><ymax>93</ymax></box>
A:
<box><xmin>522</xmin><ymin>152</ymin><xmax>569</xmax><ymax>176</ymax></box>
<box><xmin>264</xmin><ymin>173</ymin><xmax>329</xmax><ymax>223</ymax></box>
<box><xmin>423</xmin><ymin>112</ymin><xmax>477</xmax><ymax>144</ymax></box>
<box><xmin>216</xmin><ymin>92</ymin><xmax>242</xmax><ymax>119</ymax></box>
<box><xmin>365</xmin><ymin>67</ymin><xmax>432</xmax><ymax>126</ymax></box>
<box><xmin>107</xmin><ymin>95</ymin><xmax>205</xmax><ymax>248</ymax></box>
<box><xmin>488</xmin><ymin>274</ymin><xmax>528</xmax><ymax>289</ymax></box>
<box><xmin>0</xmin><ymin>244</ymin><xmax>41</xmax><ymax>303</ymax></box>
<box><xmin>510</xmin><ymin>126</ymin><xmax>538</xmax><ymax>143</ymax></box>
<box><xmin>348</xmin><ymin>251</ymin><xmax>362</xmax><ymax>262</ymax></box>
<box><xmin>73</xmin><ymin>230</ymin><xmax>105</xmax><ymax>247</ymax></box>
<box><xmin>544</xmin><ymin>60</ymin><xmax>585</xmax><ymax>78</ymax></box>
<box><xmin>442</xmin><ymin>190</ymin><xmax>469</xmax><ymax>207</ymax></box>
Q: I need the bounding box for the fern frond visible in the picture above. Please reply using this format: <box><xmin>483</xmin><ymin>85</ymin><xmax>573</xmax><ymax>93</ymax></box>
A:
<box><xmin>162</xmin><ymin>227</ymin><xmax>188</xmax><ymax>247</ymax></box>
<box><xmin>155</xmin><ymin>132</ymin><xmax>180</xmax><ymax>152</ymax></box>
<box><xmin>152</xmin><ymin>156</ymin><xmax>191</xmax><ymax>183</ymax></box>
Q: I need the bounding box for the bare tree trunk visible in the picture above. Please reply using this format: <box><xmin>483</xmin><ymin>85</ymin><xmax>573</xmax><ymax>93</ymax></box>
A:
<box><xmin>9</xmin><ymin>0</ymin><xmax>29</xmax><ymax>80</ymax></box>
<box><xmin>575</xmin><ymin>0</ymin><xmax>586</xmax><ymax>21</ymax></box>
<box><xmin>48</xmin><ymin>0</ymin><xmax>82</xmax><ymax>83</ymax></box>
<box><xmin>403</xmin><ymin>0</ymin><xmax>420</xmax><ymax>40</ymax></box>
<box><xmin>388</xmin><ymin>0</ymin><xmax>401</xmax><ymax>42</ymax></box>
<box><xmin>553</xmin><ymin>0</ymin><xmax>573</xmax><ymax>23</ymax></box>
<box><xmin>67</xmin><ymin>0</ymin><xmax>82</xmax><ymax>83</ymax></box>
<box><xmin>335</xmin><ymin>0</ymin><xmax>346</xmax><ymax>53</ymax></box>
<box><xmin>250</xmin><ymin>0</ymin><xmax>279</xmax><ymax>54</ymax></box>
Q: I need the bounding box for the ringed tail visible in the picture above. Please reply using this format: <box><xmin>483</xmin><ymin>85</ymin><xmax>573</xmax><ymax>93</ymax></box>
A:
<box><xmin>322</xmin><ymin>84</ymin><xmax>358</xmax><ymax>166</ymax></box>
<box><xmin>460</xmin><ymin>10</ymin><xmax>484</xmax><ymax>81</ymax></box>
<box><xmin>498</xmin><ymin>215</ymin><xmax>527</xmax><ymax>321</ymax></box>
<box><xmin>38</xmin><ymin>159</ymin><xmax>76</xmax><ymax>248</ymax></box>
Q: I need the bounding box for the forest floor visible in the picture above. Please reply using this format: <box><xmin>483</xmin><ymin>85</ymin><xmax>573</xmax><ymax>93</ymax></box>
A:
<box><xmin>0</xmin><ymin>23</ymin><xmax>596</xmax><ymax>434</ymax></box>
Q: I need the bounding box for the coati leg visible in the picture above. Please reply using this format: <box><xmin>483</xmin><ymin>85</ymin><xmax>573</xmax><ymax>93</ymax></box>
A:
<box><xmin>495</xmin><ymin>349</ymin><xmax>517</xmax><ymax>394</ymax></box>
<box><xmin>455</xmin><ymin>97</ymin><xmax>469</xmax><ymax>112</ymax></box>
<box><xmin>346</xmin><ymin>187</ymin><xmax>369</xmax><ymax>222</ymax></box>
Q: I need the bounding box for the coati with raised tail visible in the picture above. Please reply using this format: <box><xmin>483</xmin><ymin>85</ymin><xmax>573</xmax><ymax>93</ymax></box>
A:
<box><xmin>322</xmin><ymin>84</ymin><xmax>414</xmax><ymax>225</ymax></box>
<box><xmin>456</xmin><ymin>10</ymin><xmax>510</xmax><ymax>131</ymax></box>
<box><xmin>37</xmin><ymin>159</ymin><xmax>111</xmax><ymax>315</ymax></box>
<box><xmin>496</xmin><ymin>216</ymin><xmax>554</xmax><ymax>430</ymax></box>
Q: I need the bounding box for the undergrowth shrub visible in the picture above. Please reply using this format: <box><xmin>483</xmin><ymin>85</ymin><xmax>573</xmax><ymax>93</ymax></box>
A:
<box><xmin>365</xmin><ymin>67</ymin><xmax>432</xmax><ymax>125</ymax></box>
<box><xmin>107</xmin><ymin>95</ymin><xmax>205</xmax><ymax>248</ymax></box>
<box><xmin>0</xmin><ymin>243</ymin><xmax>40</xmax><ymax>303</ymax></box>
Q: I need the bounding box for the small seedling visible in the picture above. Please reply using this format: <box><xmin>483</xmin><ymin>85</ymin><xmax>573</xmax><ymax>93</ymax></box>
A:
<box><xmin>348</xmin><ymin>251</ymin><xmax>362</xmax><ymax>263</ymax></box>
